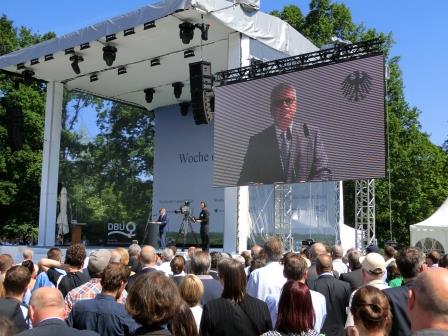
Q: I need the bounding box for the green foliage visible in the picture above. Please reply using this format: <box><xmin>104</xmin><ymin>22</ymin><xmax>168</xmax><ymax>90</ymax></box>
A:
<box><xmin>275</xmin><ymin>0</ymin><xmax>448</xmax><ymax>247</ymax></box>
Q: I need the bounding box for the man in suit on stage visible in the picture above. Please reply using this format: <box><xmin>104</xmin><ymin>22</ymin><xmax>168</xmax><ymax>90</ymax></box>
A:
<box><xmin>157</xmin><ymin>208</ymin><xmax>168</xmax><ymax>249</ymax></box>
<box><xmin>238</xmin><ymin>82</ymin><xmax>330</xmax><ymax>185</ymax></box>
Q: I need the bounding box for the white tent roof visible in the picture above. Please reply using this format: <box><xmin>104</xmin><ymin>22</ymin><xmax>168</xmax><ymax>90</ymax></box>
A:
<box><xmin>0</xmin><ymin>0</ymin><xmax>317</xmax><ymax>110</ymax></box>
<box><xmin>410</xmin><ymin>198</ymin><xmax>448</xmax><ymax>230</ymax></box>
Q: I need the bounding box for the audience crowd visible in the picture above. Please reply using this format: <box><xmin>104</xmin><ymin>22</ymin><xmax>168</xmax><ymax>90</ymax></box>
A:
<box><xmin>0</xmin><ymin>239</ymin><xmax>448</xmax><ymax>336</ymax></box>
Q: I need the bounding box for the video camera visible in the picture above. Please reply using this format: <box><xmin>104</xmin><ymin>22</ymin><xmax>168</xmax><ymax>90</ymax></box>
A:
<box><xmin>174</xmin><ymin>201</ymin><xmax>191</xmax><ymax>216</ymax></box>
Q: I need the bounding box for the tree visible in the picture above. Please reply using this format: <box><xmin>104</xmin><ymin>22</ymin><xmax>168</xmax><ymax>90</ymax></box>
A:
<box><xmin>274</xmin><ymin>0</ymin><xmax>448</xmax><ymax>246</ymax></box>
<box><xmin>0</xmin><ymin>15</ymin><xmax>55</xmax><ymax>241</ymax></box>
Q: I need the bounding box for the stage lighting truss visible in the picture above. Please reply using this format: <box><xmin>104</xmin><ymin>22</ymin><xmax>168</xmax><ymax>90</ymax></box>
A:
<box><xmin>103</xmin><ymin>45</ymin><xmax>117</xmax><ymax>66</ymax></box>
<box><xmin>214</xmin><ymin>38</ymin><xmax>384</xmax><ymax>86</ymax></box>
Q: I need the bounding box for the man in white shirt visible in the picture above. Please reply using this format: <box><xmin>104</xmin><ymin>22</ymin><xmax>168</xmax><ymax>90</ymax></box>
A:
<box><xmin>331</xmin><ymin>245</ymin><xmax>348</xmax><ymax>278</ymax></box>
<box><xmin>265</xmin><ymin>253</ymin><xmax>326</xmax><ymax>333</ymax></box>
<box><xmin>247</xmin><ymin>237</ymin><xmax>286</xmax><ymax>301</ymax></box>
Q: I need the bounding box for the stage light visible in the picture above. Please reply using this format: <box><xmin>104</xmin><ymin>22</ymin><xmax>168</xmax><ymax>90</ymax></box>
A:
<box><xmin>172</xmin><ymin>82</ymin><xmax>184</xmax><ymax>99</ymax></box>
<box><xmin>180</xmin><ymin>102</ymin><xmax>190</xmax><ymax>116</ymax></box>
<box><xmin>16</xmin><ymin>63</ymin><xmax>25</xmax><ymax>70</ymax></box>
<box><xmin>144</xmin><ymin>21</ymin><xmax>156</xmax><ymax>30</ymax></box>
<box><xmin>70</xmin><ymin>54</ymin><xmax>84</xmax><ymax>74</ymax></box>
<box><xmin>179</xmin><ymin>22</ymin><xmax>195</xmax><ymax>44</ymax></box>
<box><xmin>117</xmin><ymin>67</ymin><xmax>127</xmax><ymax>75</ymax></box>
<box><xmin>184</xmin><ymin>50</ymin><xmax>195</xmax><ymax>58</ymax></box>
<box><xmin>123</xmin><ymin>28</ymin><xmax>135</xmax><ymax>36</ymax></box>
<box><xmin>65</xmin><ymin>47</ymin><xmax>74</xmax><ymax>55</ymax></box>
<box><xmin>22</xmin><ymin>69</ymin><xmax>35</xmax><ymax>84</ymax></box>
<box><xmin>195</xmin><ymin>23</ymin><xmax>210</xmax><ymax>41</ymax></box>
<box><xmin>90</xmin><ymin>74</ymin><xmax>98</xmax><ymax>82</ymax></box>
<box><xmin>106</xmin><ymin>34</ymin><xmax>116</xmax><ymax>42</ymax></box>
<box><xmin>103</xmin><ymin>45</ymin><xmax>117</xmax><ymax>66</ymax></box>
<box><xmin>144</xmin><ymin>88</ymin><xmax>155</xmax><ymax>103</ymax></box>
<box><xmin>150</xmin><ymin>58</ymin><xmax>160</xmax><ymax>67</ymax></box>
<box><xmin>44</xmin><ymin>54</ymin><xmax>54</xmax><ymax>61</ymax></box>
<box><xmin>80</xmin><ymin>42</ymin><xmax>90</xmax><ymax>50</ymax></box>
<box><xmin>30</xmin><ymin>58</ymin><xmax>39</xmax><ymax>65</ymax></box>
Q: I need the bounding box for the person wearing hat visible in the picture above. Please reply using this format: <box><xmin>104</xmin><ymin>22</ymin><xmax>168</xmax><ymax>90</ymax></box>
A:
<box><xmin>345</xmin><ymin>252</ymin><xmax>390</xmax><ymax>334</ymax></box>
<box><xmin>65</xmin><ymin>249</ymin><xmax>127</xmax><ymax>313</ymax></box>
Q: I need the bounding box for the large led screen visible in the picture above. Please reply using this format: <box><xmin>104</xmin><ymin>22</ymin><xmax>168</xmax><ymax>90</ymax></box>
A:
<box><xmin>214</xmin><ymin>54</ymin><xmax>385</xmax><ymax>187</ymax></box>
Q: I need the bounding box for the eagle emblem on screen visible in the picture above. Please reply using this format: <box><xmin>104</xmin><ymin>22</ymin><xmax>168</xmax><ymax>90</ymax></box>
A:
<box><xmin>341</xmin><ymin>70</ymin><xmax>372</xmax><ymax>101</ymax></box>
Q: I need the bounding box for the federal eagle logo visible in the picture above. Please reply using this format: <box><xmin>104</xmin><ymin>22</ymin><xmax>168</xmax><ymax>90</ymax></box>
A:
<box><xmin>341</xmin><ymin>70</ymin><xmax>372</xmax><ymax>102</ymax></box>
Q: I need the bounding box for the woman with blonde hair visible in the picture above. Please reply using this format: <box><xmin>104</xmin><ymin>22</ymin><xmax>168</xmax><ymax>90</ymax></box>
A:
<box><xmin>179</xmin><ymin>274</ymin><xmax>204</xmax><ymax>332</ymax></box>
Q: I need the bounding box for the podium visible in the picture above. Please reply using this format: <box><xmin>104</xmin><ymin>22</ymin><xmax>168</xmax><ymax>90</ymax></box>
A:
<box><xmin>70</xmin><ymin>223</ymin><xmax>86</xmax><ymax>245</ymax></box>
<box><xmin>145</xmin><ymin>222</ymin><xmax>160</xmax><ymax>247</ymax></box>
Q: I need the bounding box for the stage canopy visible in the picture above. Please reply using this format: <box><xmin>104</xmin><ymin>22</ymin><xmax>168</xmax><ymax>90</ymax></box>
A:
<box><xmin>0</xmin><ymin>0</ymin><xmax>317</xmax><ymax>110</ymax></box>
<box><xmin>410</xmin><ymin>198</ymin><xmax>448</xmax><ymax>253</ymax></box>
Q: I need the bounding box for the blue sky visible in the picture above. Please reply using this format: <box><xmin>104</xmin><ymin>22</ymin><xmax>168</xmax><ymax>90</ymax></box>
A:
<box><xmin>1</xmin><ymin>0</ymin><xmax>446</xmax><ymax>146</ymax></box>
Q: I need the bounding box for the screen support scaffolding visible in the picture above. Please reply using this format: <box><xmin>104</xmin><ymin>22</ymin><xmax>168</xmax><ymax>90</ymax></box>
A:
<box><xmin>355</xmin><ymin>179</ymin><xmax>376</xmax><ymax>251</ymax></box>
<box><xmin>274</xmin><ymin>184</ymin><xmax>293</xmax><ymax>251</ymax></box>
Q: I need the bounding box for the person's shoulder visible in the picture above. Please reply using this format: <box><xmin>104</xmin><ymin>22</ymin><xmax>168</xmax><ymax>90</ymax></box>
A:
<box><xmin>310</xmin><ymin>289</ymin><xmax>326</xmax><ymax>302</ymax></box>
<box><xmin>249</xmin><ymin>125</ymin><xmax>276</xmax><ymax>140</ymax></box>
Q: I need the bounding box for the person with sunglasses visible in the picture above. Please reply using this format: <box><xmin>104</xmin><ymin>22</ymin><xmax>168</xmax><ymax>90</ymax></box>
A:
<box><xmin>238</xmin><ymin>82</ymin><xmax>330</xmax><ymax>185</ymax></box>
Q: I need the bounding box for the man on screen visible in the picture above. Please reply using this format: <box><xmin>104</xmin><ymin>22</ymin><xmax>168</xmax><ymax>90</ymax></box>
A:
<box><xmin>238</xmin><ymin>82</ymin><xmax>330</xmax><ymax>185</ymax></box>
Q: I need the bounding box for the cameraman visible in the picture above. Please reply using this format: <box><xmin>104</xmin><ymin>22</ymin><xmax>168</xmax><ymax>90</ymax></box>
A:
<box><xmin>157</xmin><ymin>208</ymin><xmax>168</xmax><ymax>249</ymax></box>
<box><xmin>196</xmin><ymin>201</ymin><xmax>210</xmax><ymax>251</ymax></box>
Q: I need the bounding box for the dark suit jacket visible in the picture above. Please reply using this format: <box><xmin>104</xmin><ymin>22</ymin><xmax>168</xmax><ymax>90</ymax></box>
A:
<box><xmin>126</xmin><ymin>267</ymin><xmax>158</xmax><ymax>291</ymax></box>
<box><xmin>200</xmin><ymin>295</ymin><xmax>272</xmax><ymax>336</ymax></box>
<box><xmin>0</xmin><ymin>298</ymin><xmax>28</xmax><ymax>332</ymax></box>
<box><xmin>384</xmin><ymin>280</ymin><xmax>415</xmax><ymax>336</ymax></box>
<box><xmin>17</xmin><ymin>318</ymin><xmax>99</xmax><ymax>336</ymax></box>
<box><xmin>339</xmin><ymin>268</ymin><xmax>363</xmax><ymax>292</ymax></box>
<box><xmin>238</xmin><ymin>123</ymin><xmax>330</xmax><ymax>185</ymax></box>
<box><xmin>309</xmin><ymin>274</ymin><xmax>351</xmax><ymax>336</ymax></box>
<box><xmin>157</xmin><ymin>213</ymin><xmax>168</xmax><ymax>233</ymax></box>
<box><xmin>198</xmin><ymin>276</ymin><xmax>223</xmax><ymax>306</ymax></box>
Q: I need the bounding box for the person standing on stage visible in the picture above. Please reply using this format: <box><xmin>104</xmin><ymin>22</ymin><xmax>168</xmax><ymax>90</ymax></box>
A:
<box><xmin>196</xmin><ymin>201</ymin><xmax>210</xmax><ymax>251</ymax></box>
<box><xmin>157</xmin><ymin>208</ymin><xmax>168</xmax><ymax>249</ymax></box>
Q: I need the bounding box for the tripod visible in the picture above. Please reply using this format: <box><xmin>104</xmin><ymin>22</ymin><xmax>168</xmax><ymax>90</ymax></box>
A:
<box><xmin>175</xmin><ymin>214</ymin><xmax>199</xmax><ymax>251</ymax></box>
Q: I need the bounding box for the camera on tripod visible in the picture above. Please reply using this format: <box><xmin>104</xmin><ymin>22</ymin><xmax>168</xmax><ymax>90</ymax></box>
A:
<box><xmin>174</xmin><ymin>201</ymin><xmax>191</xmax><ymax>216</ymax></box>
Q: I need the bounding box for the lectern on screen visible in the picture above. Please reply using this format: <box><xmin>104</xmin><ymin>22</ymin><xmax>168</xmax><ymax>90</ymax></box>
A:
<box><xmin>213</xmin><ymin>54</ymin><xmax>385</xmax><ymax>187</ymax></box>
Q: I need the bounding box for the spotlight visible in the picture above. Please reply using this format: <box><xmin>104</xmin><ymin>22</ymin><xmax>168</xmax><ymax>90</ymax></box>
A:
<box><xmin>179</xmin><ymin>22</ymin><xmax>195</xmax><ymax>44</ymax></box>
<box><xmin>144</xmin><ymin>88</ymin><xmax>155</xmax><ymax>103</ymax></box>
<box><xmin>150</xmin><ymin>58</ymin><xmax>160</xmax><ymax>67</ymax></box>
<box><xmin>195</xmin><ymin>23</ymin><xmax>210</xmax><ymax>41</ymax></box>
<box><xmin>184</xmin><ymin>50</ymin><xmax>195</xmax><ymax>58</ymax></box>
<box><xmin>117</xmin><ymin>67</ymin><xmax>127</xmax><ymax>75</ymax></box>
<box><xmin>30</xmin><ymin>58</ymin><xmax>39</xmax><ymax>65</ymax></box>
<box><xmin>22</xmin><ymin>69</ymin><xmax>35</xmax><ymax>84</ymax></box>
<box><xmin>90</xmin><ymin>74</ymin><xmax>98</xmax><ymax>82</ymax></box>
<box><xmin>172</xmin><ymin>82</ymin><xmax>184</xmax><ymax>99</ymax></box>
<box><xmin>180</xmin><ymin>102</ymin><xmax>190</xmax><ymax>116</ymax></box>
<box><xmin>103</xmin><ymin>45</ymin><xmax>117</xmax><ymax>66</ymax></box>
<box><xmin>16</xmin><ymin>63</ymin><xmax>25</xmax><ymax>70</ymax></box>
<box><xmin>70</xmin><ymin>54</ymin><xmax>84</xmax><ymax>74</ymax></box>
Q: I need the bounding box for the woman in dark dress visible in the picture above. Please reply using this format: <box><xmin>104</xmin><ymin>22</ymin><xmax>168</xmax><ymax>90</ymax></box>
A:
<box><xmin>200</xmin><ymin>258</ymin><xmax>272</xmax><ymax>336</ymax></box>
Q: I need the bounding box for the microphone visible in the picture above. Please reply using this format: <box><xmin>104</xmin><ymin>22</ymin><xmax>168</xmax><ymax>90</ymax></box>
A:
<box><xmin>286</xmin><ymin>127</ymin><xmax>292</xmax><ymax>141</ymax></box>
<box><xmin>303</xmin><ymin>124</ymin><xmax>310</xmax><ymax>137</ymax></box>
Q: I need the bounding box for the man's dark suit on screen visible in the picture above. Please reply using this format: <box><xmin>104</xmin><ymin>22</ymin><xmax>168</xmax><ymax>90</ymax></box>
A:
<box><xmin>17</xmin><ymin>318</ymin><xmax>99</xmax><ymax>336</ymax></box>
<box><xmin>238</xmin><ymin>123</ymin><xmax>330</xmax><ymax>185</ymax></box>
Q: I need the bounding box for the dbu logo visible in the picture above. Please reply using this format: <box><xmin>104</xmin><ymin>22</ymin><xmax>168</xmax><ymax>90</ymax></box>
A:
<box><xmin>107</xmin><ymin>222</ymin><xmax>136</xmax><ymax>238</ymax></box>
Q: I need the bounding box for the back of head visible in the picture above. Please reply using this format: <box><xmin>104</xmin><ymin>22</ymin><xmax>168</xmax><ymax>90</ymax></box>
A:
<box><xmin>161</xmin><ymin>248</ymin><xmax>174</xmax><ymax>262</ymax></box>
<box><xmin>65</xmin><ymin>243</ymin><xmax>86</xmax><ymax>268</ymax></box>
<box><xmin>22</xmin><ymin>248</ymin><xmax>33</xmax><ymax>261</ymax></box>
<box><xmin>21</xmin><ymin>260</ymin><xmax>35</xmax><ymax>276</ymax></box>
<box><xmin>439</xmin><ymin>254</ymin><xmax>448</xmax><ymax>268</ymax></box>
<box><xmin>218</xmin><ymin>258</ymin><xmax>246</xmax><ymax>303</ymax></box>
<box><xmin>361</xmin><ymin>253</ymin><xmax>386</xmax><ymax>279</ymax></box>
<box><xmin>140</xmin><ymin>245</ymin><xmax>157</xmax><ymax>265</ymax></box>
<box><xmin>277</xmin><ymin>281</ymin><xmax>314</xmax><ymax>333</ymax></box>
<box><xmin>190</xmin><ymin>251</ymin><xmax>211</xmax><ymax>275</ymax></box>
<box><xmin>169</xmin><ymin>300</ymin><xmax>199</xmax><ymax>336</ymax></box>
<box><xmin>0</xmin><ymin>254</ymin><xmax>13</xmax><ymax>274</ymax></box>
<box><xmin>47</xmin><ymin>247</ymin><xmax>62</xmax><ymax>262</ymax></box>
<box><xmin>331</xmin><ymin>245</ymin><xmax>343</xmax><ymax>259</ymax></box>
<box><xmin>282</xmin><ymin>253</ymin><xmax>308</xmax><ymax>281</ymax></box>
<box><xmin>316</xmin><ymin>254</ymin><xmax>333</xmax><ymax>275</ymax></box>
<box><xmin>264</xmin><ymin>237</ymin><xmax>284</xmax><ymax>262</ymax></box>
<box><xmin>126</xmin><ymin>271</ymin><xmax>181</xmax><ymax>326</ymax></box>
<box><xmin>128</xmin><ymin>243</ymin><xmax>141</xmax><ymax>258</ymax></box>
<box><xmin>384</xmin><ymin>245</ymin><xmax>397</xmax><ymax>259</ymax></box>
<box><xmin>309</xmin><ymin>243</ymin><xmax>327</xmax><ymax>262</ymax></box>
<box><xmin>427</xmin><ymin>250</ymin><xmax>441</xmax><ymax>265</ymax></box>
<box><xmin>351</xmin><ymin>285</ymin><xmax>391</xmax><ymax>334</ymax></box>
<box><xmin>240</xmin><ymin>251</ymin><xmax>251</xmax><ymax>267</ymax></box>
<box><xmin>29</xmin><ymin>287</ymin><xmax>65</xmax><ymax>322</ymax></box>
<box><xmin>413</xmin><ymin>268</ymin><xmax>448</xmax><ymax>323</ymax></box>
<box><xmin>347</xmin><ymin>250</ymin><xmax>362</xmax><ymax>270</ymax></box>
<box><xmin>113</xmin><ymin>247</ymin><xmax>130</xmax><ymax>266</ymax></box>
<box><xmin>170</xmin><ymin>255</ymin><xmax>185</xmax><ymax>275</ymax></box>
<box><xmin>396</xmin><ymin>247</ymin><xmax>425</xmax><ymax>279</ymax></box>
<box><xmin>88</xmin><ymin>249</ymin><xmax>111</xmax><ymax>278</ymax></box>
<box><xmin>101</xmin><ymin>263</ymin><xmax>130</xmax><ymax>292</ymax></box>
<box><xmin>4</xmin><ymin>266</ymin><xmax>31</xmax><ymax>296</ymax></box>
<box><xmin>179</xmin><ymin>274</ymin><xmax>204</xmax><ymax>307</ymax></box>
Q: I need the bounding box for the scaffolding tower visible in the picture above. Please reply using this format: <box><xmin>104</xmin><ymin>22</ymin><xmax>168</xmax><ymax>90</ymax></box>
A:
<box><xmin>274</xmin><ymin>184</ymin><xmax>293</xmax><ymax>251</ymax></box>
<box><xmin>355</xmin><ymin>179</ymin><xmax>376</xmax><ymax>251</ymax></box>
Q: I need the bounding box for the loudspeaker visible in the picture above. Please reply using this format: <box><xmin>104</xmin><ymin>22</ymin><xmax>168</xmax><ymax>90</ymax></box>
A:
<box><xmin>189</xmin><ymin>61</ymin><xmax>214</xmax><ymax>125</ymax></box>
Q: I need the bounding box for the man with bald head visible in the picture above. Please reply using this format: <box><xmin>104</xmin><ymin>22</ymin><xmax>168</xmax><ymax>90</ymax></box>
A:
<box><xmin>125</xmin><ymin>245</ymin><xmax>158</xmax><ymax>291</ymax></box>
<box><xmin>17</xmin><ymin>287</ymin><xmax>98</xmax><ymax>336</ymax></box>
<box><xmin>238</xmin><ymin>82</ymin><xmax>330</xmax><ymax>185</ymax></box>
<box><xmin>306</xmin><ymin>242</ymin><xmax>328</xmax><ymax>286</ymax></box>
<box><xmin>408</xmin><ymin>267</ymin><xmax>448</xmax><ymax>335</ymax></box>
<box><xmin>309</xmin><ymin>254</ymin><xmax>351</xmax><ymax>336</ymax></box>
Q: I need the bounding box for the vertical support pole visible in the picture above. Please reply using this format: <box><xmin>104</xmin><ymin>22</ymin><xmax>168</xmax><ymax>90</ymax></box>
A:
<box><xmin>355</xmin><ymin>179</ymin><xmax>376</xmax><ymax>251</ymax></box>
<box><xmin>274</xmin><ymin>184</ymin><xmax>293</xmax><ymax>250</ymax></box>
<box><xmin>38</xmin><ymin>81</ymin><xmax>63</xmax><ymax>247</ymax></box>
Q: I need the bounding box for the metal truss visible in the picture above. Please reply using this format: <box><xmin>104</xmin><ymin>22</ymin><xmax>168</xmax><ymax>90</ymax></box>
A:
<box><xmin>334</xmin><ymin>181</ymin><xmax>341</xmax><ymax>245</ymax></box>
<box><xmin>214</xmin><ymin>38</ymin><xmax>384</xmax><ymax>86</ymax></box>
<box><xmin>355</xmin><ymin>179</ymin><xmax>376</xmax><ymax>251</ymax></box>
<box><xmin>274</xmin><ymin>184</ymin><xmax>293</xmax><ymax>251</ymax></box>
